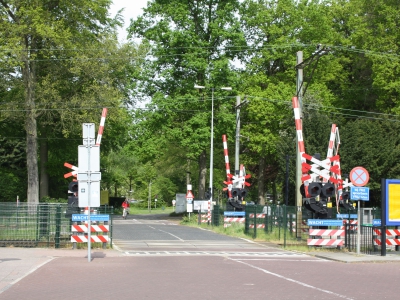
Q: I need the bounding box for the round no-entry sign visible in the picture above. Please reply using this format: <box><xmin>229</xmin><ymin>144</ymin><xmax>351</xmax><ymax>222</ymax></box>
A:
<box><xmin>349</xmin><ymin>166</ymin><xmax>369</xmax><ymax>187</ymax></box>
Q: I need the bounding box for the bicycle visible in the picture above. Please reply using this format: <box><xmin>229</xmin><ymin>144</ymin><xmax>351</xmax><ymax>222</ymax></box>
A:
<box><xmin>122</xmin><ymin>207</ymin><xmax>129</xmax><ymax>219</ymax></box>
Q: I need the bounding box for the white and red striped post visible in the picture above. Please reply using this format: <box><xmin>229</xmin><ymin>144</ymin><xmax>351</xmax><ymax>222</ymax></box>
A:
<box><xmin>96</xmin><ymin>108</ymin><xmax>108</xmax><ymax>146</ymax></box>
<box><xmin>326</xmin><ymin>124</ymin><xmax>337</xmax><ymax>159</ymax></box>
<box><xmin>222</xmin><ymin>135</ymin><xmax>232</xmax><ymax>198</ymax></box>
<box><xmin>239</xmin><ymin>164</ymin><xmax>245</xmax><ymax>188</ymax></box>
<box><xmin>292</xmin><ymin>97</ymin><xmax>310</xmax><ymax>194</ymax></box>
<box><xmin>332</xmin><ymin>127</ymin><xmax>344</xmax><ymax>210</ymax></box>
<box><xmin>322</xmin><ymin>124</ymin><xmax>337</xmax><ymax>183</ymax></box>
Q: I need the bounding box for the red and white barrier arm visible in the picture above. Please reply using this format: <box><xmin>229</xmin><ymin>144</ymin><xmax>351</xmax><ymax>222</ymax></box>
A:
<box><xmin>292</xmin><ymin>97</ymin><xmax>310</xmax><ymax>187</ymax></box>
<box><xmin>222</xmin><ymin>135</ymin><xmax>232</xmax><ymax>198</ymax></box>
<box><xmin>64</xmin><ymin>162</ymin><xmax>78</xmax><ymax>178</ymax></box>
<box><xmin>96</xmin><ymin>108</ymin><xmax>108</xmax><ymax>146</ymax></box>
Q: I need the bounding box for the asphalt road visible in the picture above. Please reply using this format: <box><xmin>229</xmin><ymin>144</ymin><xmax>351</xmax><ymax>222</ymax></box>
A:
<box><xmin>1</xmin><ymin>213</ymin><xmax>400</xmax><ymax>300</ymax></box>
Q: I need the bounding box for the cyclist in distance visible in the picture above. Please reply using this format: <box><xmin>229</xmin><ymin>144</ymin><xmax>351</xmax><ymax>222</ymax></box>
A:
<box><xmin>122</xmin><ymin>198</ymin><xmax>130</xmax><ymax>219</ymax></box>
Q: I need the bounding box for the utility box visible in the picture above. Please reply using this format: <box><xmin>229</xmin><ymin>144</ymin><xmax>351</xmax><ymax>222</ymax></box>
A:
<box><xmin>175</xmin><ymin>194</ymin><xmax>186</xmax><ymax>214</ymax></box>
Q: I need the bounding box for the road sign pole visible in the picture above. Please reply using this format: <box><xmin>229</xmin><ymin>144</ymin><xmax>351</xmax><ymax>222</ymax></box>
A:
<box><xmin>88</xmin><ymin>143</ymin><xmax>91</xmax><ymax>263</ymax></box>
<box><xmin>357</xmin><ymin>200</ymin><xmax>360</xmax><ymax>255</ymax></box>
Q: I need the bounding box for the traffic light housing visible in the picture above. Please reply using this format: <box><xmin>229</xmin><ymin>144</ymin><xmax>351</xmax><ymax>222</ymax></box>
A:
<box><xmin>339</xmin><ymin>191</ymin><xmax>354</xmax><ymax>210</ymax></box>
<box><xmin>303</xmin><ymin>197</ymin><xmax>328</xmax><ymax>214</ymax></box>
<box><xmin>302</xmin><ymin>182</ymin><xmax>335</xmax><ymax>216</ymax></box>
<box><xmin>205</xmin><ymin>188</ymin><xmax>212</xmax><ymax>200</ymax></box>
<box><xmin>231</xmin><ymin>188</ymin><xmax>247</xmax><ymax>199</ymax></box>
<box><xmin>68</xmin><ymin>181</ymin><xmax>78</xmax><ymax>195</ymax></box>
<box><xmin>308</xmin><ymin>182</ymin><xmax>322</xmax><ymax>197</ymax></box>
<box><xmin>321</xmin><ymin>183</ymin><xmax>335</xmax><ymax>198</ymax></box>
<box><xmin>65</xmin><ymin>181</ymin><xmax>79</xmax><ymax>218</ymax></box>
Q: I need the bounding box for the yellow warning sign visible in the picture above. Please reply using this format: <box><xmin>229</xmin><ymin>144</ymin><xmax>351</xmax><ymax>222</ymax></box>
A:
<box><xmin>388</xmin><ymin>183</ymin><xmax>400</xmax><ymax>222</ymax></box>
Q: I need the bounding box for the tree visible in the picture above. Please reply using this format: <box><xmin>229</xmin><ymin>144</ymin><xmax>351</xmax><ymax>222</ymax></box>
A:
<box><xmin>128</xmin><ymin>0</ymin><xmax>245</xmax><ymax>198</ymax></box>
<box><xmin>0</xmin><ymin>1</ymin><xmax>141</xmax><ymax>202</ymax></box>
<box><xmin>340</xmin><ymin>118</ymin><xmax>400</xmax><ymax>206</ymax></box>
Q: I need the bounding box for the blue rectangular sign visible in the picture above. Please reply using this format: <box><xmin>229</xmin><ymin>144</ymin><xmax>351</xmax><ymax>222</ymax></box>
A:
<box><xmin>372</xmin><ymin>219</ymin><xmax>381</xmax><ymax>226</ymax></box>
<box><xmin>307</xmin><ymin>219</ymin><xmax>343</xmax><ymax>227</ymax></box>
<box><xmin>224</xmin><ymin>211</ymin><xmax>245</xmax><ymax>217</ymax></box>
<box><xmin>350</xmin><ymin>186</ymin><xmax>369</xmax><ymax>201</ymax></box>
<box><xmin>336</xmin><ymin>214</ymin><xmax>358</xmax><ymax>219</ymax></box>
<box><xmin>72</xmin><ymin>214</ymin><xmax>109</xmax><ymax>222</ymax></box>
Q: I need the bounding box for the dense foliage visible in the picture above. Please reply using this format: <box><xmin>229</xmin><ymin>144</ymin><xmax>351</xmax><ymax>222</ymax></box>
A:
<box><xmin>1</xmin><ymin>0</ymin><xmax>400</xmax><ymax>208</ymax></box>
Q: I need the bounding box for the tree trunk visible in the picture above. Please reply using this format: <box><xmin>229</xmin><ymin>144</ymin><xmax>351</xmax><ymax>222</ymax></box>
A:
<box><xmin>23</xmin><ymin>46</ymin><xmax>39</xmax><ymax>205</ymax></box>
<box><xmin>198</xmin><ymin>149</ymin><xmax>207</xmax><ymax>199</ymax></box>
<box><xmin>39</xmin><ymin>136</ymin><xmax>49</xmax><ymax>200</ymax></box>
<box><xmin>258</xmin><ymin>156</ymin><xmax>266</xmax><ymax>205</ymax></box>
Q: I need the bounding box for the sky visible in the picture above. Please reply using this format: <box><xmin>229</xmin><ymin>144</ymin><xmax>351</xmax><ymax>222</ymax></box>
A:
<box><xmin>109</xmin><ymin>0</ymin><xmax>149</xmax><ymax>42</ymax></box>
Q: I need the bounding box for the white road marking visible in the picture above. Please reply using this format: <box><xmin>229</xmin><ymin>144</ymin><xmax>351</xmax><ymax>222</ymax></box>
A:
<box><xmin>231</xmin><ymin>258</ymin><xmax>330</xmax><ymax>262</ymax></box>
<box><xmin>155</xmin><ymin>229</ymin><xmax>184</xmax><ymax>241</ymax></box>
<box><xmin>231</xmin><ymin>258</ymin><xmax>354</xmax><ymax>300</ymax></box>
<box><xmin>0</xmin><ymin>257</ymin><xmax>55</xmax><ymax>295</ymax></box>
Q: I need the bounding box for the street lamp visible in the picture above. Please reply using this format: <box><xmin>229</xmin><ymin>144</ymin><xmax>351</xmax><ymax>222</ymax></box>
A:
<box><xmin>194</xmin><ymin>84</ymin><xmax>232</xmax><ymax>223</ymax></box>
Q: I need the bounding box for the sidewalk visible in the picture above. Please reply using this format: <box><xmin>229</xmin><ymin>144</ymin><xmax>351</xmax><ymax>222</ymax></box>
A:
<box><xmin>1</xmin><ymin>245</ymin><xmax>400</xmax><ymax>295</ymax></box>
<box><xmin>0</xmin><ymin>247</ymin><xmax>122</xmax><ymax>294</ymax></box>
<box><xmin>253</xmin><ymin>241</ymin><xmax>400</xmax><ymax>263</ymax></box>
<box><xmin>308</xmin><ymin>250</ymin><xmax>400</xmax><ymax>263</ymax></box>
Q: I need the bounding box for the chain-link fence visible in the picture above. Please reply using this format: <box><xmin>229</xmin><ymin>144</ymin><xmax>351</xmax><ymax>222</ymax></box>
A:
<box><xmin>0</xmin><ymin>203</ymin><xmax>113</xmax><ymax>248</ymax></box>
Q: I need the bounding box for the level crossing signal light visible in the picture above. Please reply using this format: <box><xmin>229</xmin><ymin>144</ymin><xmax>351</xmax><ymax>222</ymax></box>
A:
<box><xmin>302</xmin><ymin>182</ymin><xmax>334</xmax><ymax>218</ymax></box>
<box><xmin>65</xmin><ymin>181</ymin><xmax>79</xmax><ymax>218</ymax></box>
<box><xmin>339</xmin><ymin>191</ymin><xmax>354</xmax><ymax>210</ymax></box>
<box><xmin>205</xmin><ymin>188</ymin><xmax>212</xmax><ymax>200</ymax></box>
<box><xmin>231</xmin><ymin>188</ymin><xmax>247</xmax><ymax>199</ymax></box>
<box><xmin>226</xmin><ymin>188</ymin><xmax>247</xmax><ymax>212</ymax></box>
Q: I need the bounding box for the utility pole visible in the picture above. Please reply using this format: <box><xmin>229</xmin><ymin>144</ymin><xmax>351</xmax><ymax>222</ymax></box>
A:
<box><xmin>285</xmin><ymin>155</ymin><xmax>290</xmax><ymax>206</ymax></box>
<box><xmin>294</xmin><ymin>46</ymin><xmax>330</xmax><ymax>239</ymax></box>
<box><xmin>296</xmin><ymin>51</ymin><xmax>303</xmax><ymax>240</ymax></box>
<box><xmin>235</xmin><ymin>96</ymin><xmax>241</xmax><ymax>176</ymax></box>
<box><xmin>148</xmin><ymin>180</ymin><xmax>152</xmax><ymax>212</ymax></box>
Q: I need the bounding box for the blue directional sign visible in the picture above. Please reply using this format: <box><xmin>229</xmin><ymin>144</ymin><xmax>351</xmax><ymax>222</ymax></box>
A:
<box><xmin>224</xmin><ymin>211</ymin><xmax>245</xmax><ymax>217</ymax></box>
<box><xmin>350</xmin><ymin>186</ymin><xmax>369</xmax><ymax>201</ymax></box>
<box><xmin>72</xmin><ymin>214</ymin><xmax>109</xmax><ymax>222</ymax></box>
<box><xmin>336</xmin><ymin>214</ymin><xmax>358</xmax><ymax>219</ymax></box>
<box><xmin>372</xmin><ymin>219</ymin><xmax>381</xmax><ymax>226</ymax></box>
<box><xmin>307</xmin><ymin>219</ymin><xmax>343</xmax><ymax>226</ymax></box>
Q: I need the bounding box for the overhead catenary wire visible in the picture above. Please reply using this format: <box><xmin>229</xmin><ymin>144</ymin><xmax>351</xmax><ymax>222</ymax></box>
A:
<box><xmin>1</xmin><ymin>44</ymin><xmax>400</xmax><ymax>62</ymax></box>
<box><xmin>2</xmin><ymin>96</ymin><xmax>400</xmax><ymax>123</ymax></box>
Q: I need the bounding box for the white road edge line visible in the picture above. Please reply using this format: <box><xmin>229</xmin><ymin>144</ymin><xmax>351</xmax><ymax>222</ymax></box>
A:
<box><xmin>230</xmin><ymin>258</ymin><xmax>353</xmax><ymax>300</ymax></box>
<box><xmin>0</xmin><ymin>257</ymin><xmax>55</xmax><ymax>295</ymax></box>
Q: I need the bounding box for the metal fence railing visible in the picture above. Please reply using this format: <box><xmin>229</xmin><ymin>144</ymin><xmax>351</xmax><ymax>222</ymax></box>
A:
<box><xmin>214</xmin><ymin>204</ymin><xmax>388</xmax><ymax>251</ymax></box>
<box><xmin>0</xmin><ymin>203</ymin><xmax>114</xmax><ymax>248</ymax></box>
<box><xmin>207</xmin><ymin>204</ymin><xmax>307</xmax><ymax>245</ymax></box>
<box><xmin>243</xmin><ymin>204</ymin><xmax>308</xmax><ymax>245</ymax></box>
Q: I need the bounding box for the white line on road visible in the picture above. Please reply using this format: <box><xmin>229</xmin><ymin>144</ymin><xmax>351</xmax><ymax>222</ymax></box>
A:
<box><xmin>157</xmin><ymin>229</ymin><xmax>184</xmax><ymax>241</ymax></box>
<box><xmin>231</xmin><ymin>258</ymin><xmax>354</xmax><ymax>300</ymax></box>
<box><xmin>0</xmin><ymin>257</ymin><xmax>55</xmax><ymax>295</ymax></box>
<box><xmin>231</xmin><ymin>258</ymin><xmax>330</xmax><ymax>262</ymax></box>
